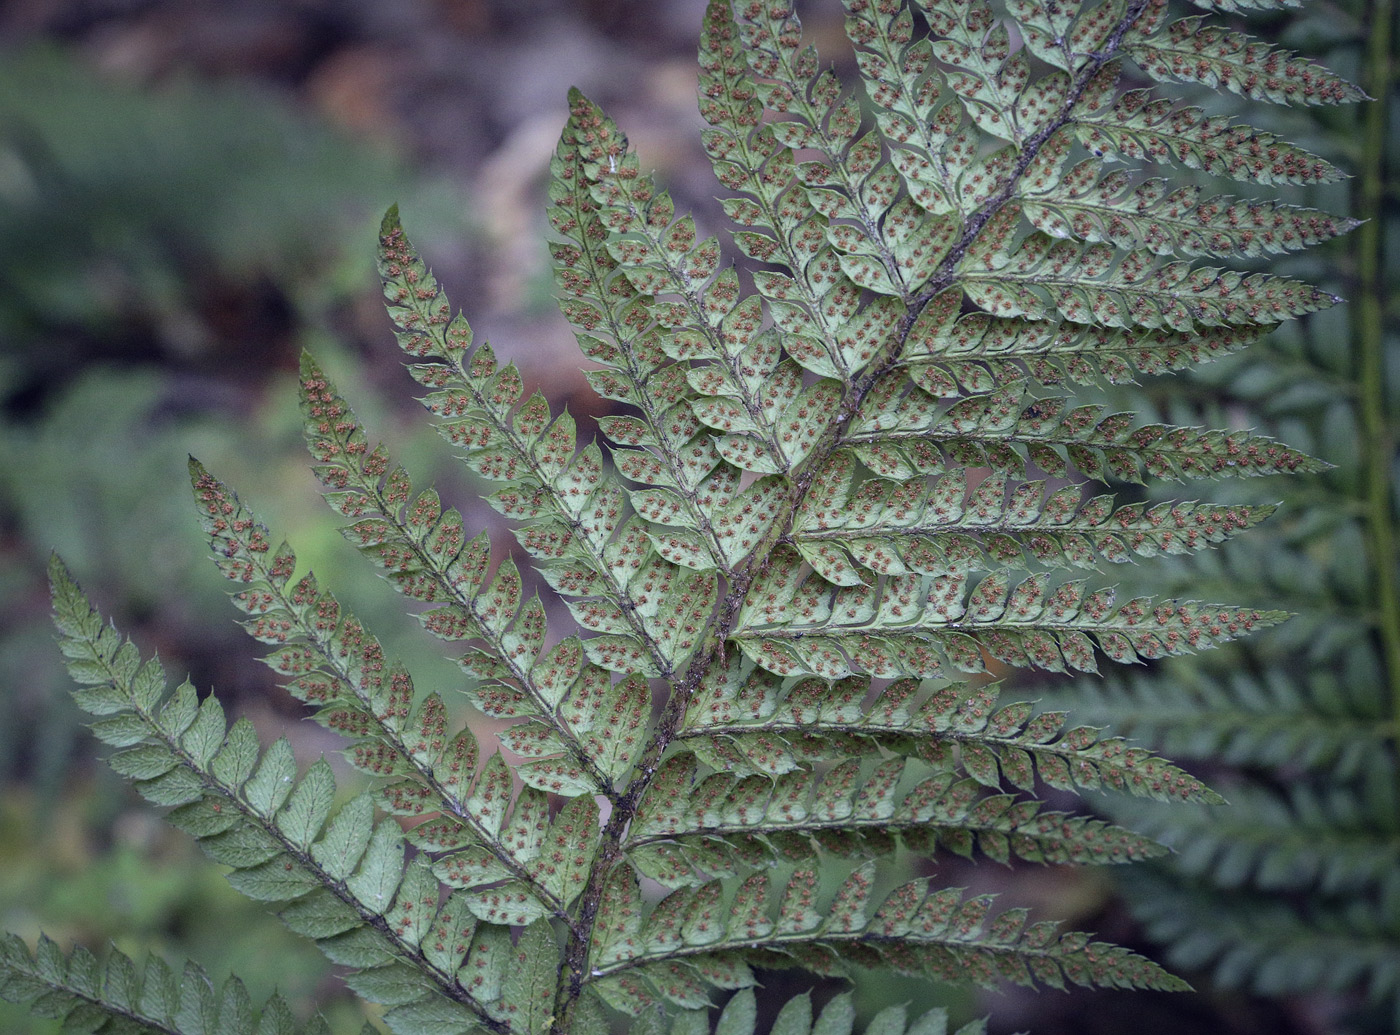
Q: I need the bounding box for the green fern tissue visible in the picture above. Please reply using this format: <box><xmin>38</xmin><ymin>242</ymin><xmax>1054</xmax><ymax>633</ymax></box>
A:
<box><xmin>4</xmin><ymin>0</ymin><xmax>1362</xmax><ymax>1032</ymax></box>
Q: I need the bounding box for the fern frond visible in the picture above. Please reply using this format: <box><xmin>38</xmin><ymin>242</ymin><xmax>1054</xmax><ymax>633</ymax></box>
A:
<box><xmin>376</xmin><ymin>218</ymin><xmax>715</xmax><ymax>679</ymax></box>
<box><xmin>549</xmin><ymin>95</ymin><xmax>737</xmax><ymax>576</ymax></box>
<box><xmin>959</xmin><ymin>226</ymin><xmax>1337</xmax><ymax>329</ymax></box>
<box><xmin>745</xmin><ymin>990</ymin><xmax>982</xmax><ymax>1035</ymax></box>
<box><xmin>189</xmin><ymin>459</ymin><xmax>490</xmax><ymax>793</ymax></box>
<box><xmin>733</xmin><ymin>544</ymin><xmax>1283</xmax><ymax>679</ymax></box>
<box><xmin>1066</xmin><ymin>666</ymin><xmax>1393</xmax><ymax>778</ymax></box>
<box><xmin>842</xmin><ymin>376</ymin><xmax>1325</xmax><ymax>482</ymax></box>
<box><xmin>792</xmin><ymin>448</ymin><xmax>1273</xmax><ymax>583</ymax></box>
<box><xmin>699</xmin><ymin>1</ymin><xmax>858</xmax><ymax>377</ymax></box>
<box><xmin>195</xmin><ymin>450</ymin><xmax>623</xmax><ymax>920</ymax></box>
<box><xmin>30</xmin><ymin>0</ymin><xmax>1367</xmax><ymax>1029</ymax></box>
<box><xmin>571</xmin><ymin>88</ymin><xmax>843</xmax><ymax>477</ymax></box>
<box><xmin>621</xmin><ymin>986</ymin><xmax>987</xmax><ymax>1035</ymax></box>
<box><xmin>301</xmin><ymin>357</ymin><xmax>652</xmax><ymax>792</ymax></box>
<box><xmin>624</xmin><ymin>750</ymin><xmax>1166</xmax><ymax>885</ymax></box>
<box><xmin>745</xmin><ymin>2</ymin><xmax>966</xmax><ymax>301</ymax></box>
<box><xmin>1119</xmin><ymin>867</ymin><xmax>1400</xmax><ymax>1013</ymax></box>
<box><xmin>1125</xmin><ymin>15</ymin><xmax>1366</xmax><ymax>106</ymax></box>
<box><xmin>1179</xmin><ymin>0</ymin><xmax>1301</xmax><ymax>15</ymax></box>
<box><xmin>1117</xmin><ymin>780</ymin><xmax>1399</xmax><ymax>894</ymax></box>
<box><xmin>898</xmin><ymin>290</ymin><xmax>1269</xmax><ymax>389</ymax></box>
<box><xmin>1074</xmin><ymin>86</ymin><xmax>1345</xmax><ymax>185</ymax></box>
<box><xmin>1023</xmin><ymin>173</ymin><xmax>1359</xmax><ymax>259</ymax></box>
<box><xmin>1039</xmin><ymin>0</ymin><xmax>1390</xmax><ymax>1018</ymax></box>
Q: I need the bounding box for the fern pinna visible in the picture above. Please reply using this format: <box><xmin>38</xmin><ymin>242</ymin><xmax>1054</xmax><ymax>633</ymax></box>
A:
<box><xmin>8</xmin><ymin>0</ymin><xmax>1361</xmax><ymax>1032</ymax></box>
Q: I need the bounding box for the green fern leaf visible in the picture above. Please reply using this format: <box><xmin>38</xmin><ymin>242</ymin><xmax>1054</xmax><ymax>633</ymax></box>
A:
<box><xmin>0</xmin><ymin>935</ymin><xmax>340</xmax><ymax>1035</ymax></box>
<box><xmin>734</xmin><ymin>544</ymin><xmax>1284</xmax><ymax>679</ymax></box>
<box><xmin>1038</xmin><ymin>0</ymin><xmax>1393</xmax><ymax>1018</ymax></box>
<box><xmin>685</xmin><ymin>988</ymin><xmax>986</xmax><ymax>1035</ymax></box>
<box><xmin>959</xmin><ymin>220</ymin><xmax>1338</xmax><ymax>328</ymax></box>
<box><xmin>50</xmin><ymin>556</ymin><xmax>511</xmax><ymax>1031</ymax></box>
<box><xmin>793</xmin><ymin>448</ymin><xmax>1273</xmax><ymax>581</ymax></box>
<box><xmin>624</xmin><ymin>750</ymin><xmax>1166</xmax><ymax>884</ymax></box>
<box><xmin>678</xmin><ymin>662</ymin><xmax>1220</xmax><ymax>803</ymax></box>
<box><xmin>1023</xmin><ymin>172</ymin><xmax>1359</xmax><ymax>258</ymax></box>
<box><xmin>843</xmin><ymin>378</ymin><xmax>1326</xmax><ymax>482</ymax></box>
<box><xmin>30</xmin><ymin>0</ymin><xmax>1367</xmax><ymax>1029</ymax></box>
<box><xmin>1119</xmin><ymin>866</ymin><xmax>1400</xmax><ymax>1013</ymax></box>
<box><xmin>588</xmin><ymin>868</ymin><xmax>1189</xmax><ymax>1008</ymax></box>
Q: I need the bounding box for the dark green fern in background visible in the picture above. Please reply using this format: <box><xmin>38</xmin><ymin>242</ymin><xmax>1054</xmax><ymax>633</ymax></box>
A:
<box><xmin>1050</xmin><ymin>0</ymin><xmax>1399</xmax><ymax>1028</ymax></box>
<box><xmin>0</xmin><ymin>0</ymin><xmax>1369</xmax><ymax>1033</ymax></box>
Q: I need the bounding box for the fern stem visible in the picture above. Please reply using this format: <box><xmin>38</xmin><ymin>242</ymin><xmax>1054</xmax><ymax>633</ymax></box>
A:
<box><xmin>1356</xmin><ymin>0</ymin><xmax>1400</xmax><ymax>751</ymax></box>
<box><xmin>558</xmin><ymin>2</ymin><xmax>1157</xmax><ymax>1025</ymax></box>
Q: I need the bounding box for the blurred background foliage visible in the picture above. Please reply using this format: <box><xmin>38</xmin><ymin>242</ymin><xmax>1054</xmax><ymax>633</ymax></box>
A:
<box><xmin>0</xmin><ymin>0</ymin><xmax>1391</xmax><ymax>1033</ymax></box>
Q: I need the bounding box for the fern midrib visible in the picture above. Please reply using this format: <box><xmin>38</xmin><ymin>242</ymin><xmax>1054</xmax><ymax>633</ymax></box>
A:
<box><xmin>789</xmin><ymin>505</ymin><xmax>1258</xmax><ymax>545</ymax></box>
<box><xmin>839</xmin><ymin>419</ymin><xmax>1304</xmax><ymax>477</ymax></box>
<box><xmin>741</xmin><ymin>607</ymin><xmax>1274</xmax><ymax>636</ymax></box>
<box><xmin>80</xmin><ymin>629</ymin><xmax>505</xmax><ymax>1033</ymax></box>
<box><xmin>672</xmin><ymin>718</ymin><xmax>1116</xmax><ymax>762</ymax></box>
<box><xmin>559</xmin><ymin>2</ymin><xmax>1158</xmax><ymax>1027</ymax></box>
<box><xmin>1355</xmin><ymin>0</ymin><xmax>1400</xmax><ymax>767</ymax></box>
<box><xmin>624</xmin><ymin>809</ymin><xmax>1155</xmax><ymax>865</ymax></box>
<box><xmin>581</xmin><ymin>920</ymin><xmax>1069</xmax><ymax>984</ymax></box>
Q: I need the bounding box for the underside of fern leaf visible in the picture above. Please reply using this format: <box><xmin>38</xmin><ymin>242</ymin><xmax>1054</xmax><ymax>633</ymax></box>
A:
<box><xmin>17</xmin><ymin>0</ymin><xmax>1362</xmax><ymax>1032</ymax></box>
